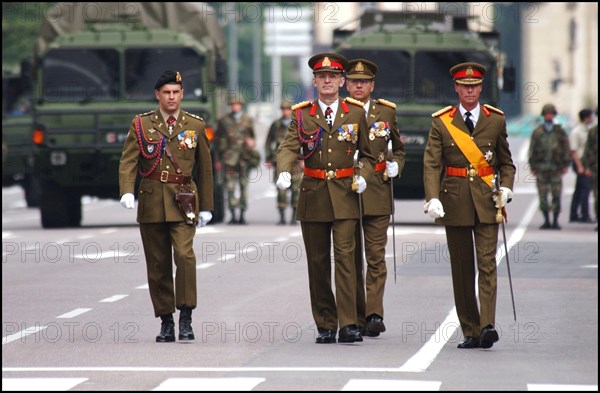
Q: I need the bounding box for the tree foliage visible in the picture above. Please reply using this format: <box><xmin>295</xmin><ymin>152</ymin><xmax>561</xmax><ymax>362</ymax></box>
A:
<box><xmin>2</xmin><ymin>3</ymin><xmax>53</xmax><ymax>66</ymax></box>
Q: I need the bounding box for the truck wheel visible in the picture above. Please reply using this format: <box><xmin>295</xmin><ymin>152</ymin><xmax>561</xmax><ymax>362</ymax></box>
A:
<box><xmin>40</xmin><ymin>184</ymin><xmax>82</xmax><ymax>228</ymax></box>
<box><xmin>24</xmin><ymin>175</ymin><xmax>41</xmax><ymax>208</ymax></box>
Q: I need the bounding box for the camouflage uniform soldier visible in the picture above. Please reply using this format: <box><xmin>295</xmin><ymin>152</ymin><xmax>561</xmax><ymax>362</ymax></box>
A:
<box><xmin>265</xmin><ymin>99</ymin><xmax>302</xmax><ymax>225</ymax></box>
<box><xmin>215</xmin><ymin>94</ymin><xmax>256</xmax><ymax>224</ymax></box>
<box><xmin>582</xmin><ymin>124</ymin><xmax>598</xmax><ymax>231</ymax></box>
<box><xmin>528</xmin><ymin>104</ymin><xmax>572</xmax><ymax>229</ymax></box>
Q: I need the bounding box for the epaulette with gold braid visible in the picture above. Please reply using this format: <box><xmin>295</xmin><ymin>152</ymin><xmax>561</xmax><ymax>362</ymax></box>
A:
<box><xmin>184</xmin><ymin>111</ymin><xmax>204</xmax><ymax>121</ymax></box>
<box><xmin>138</xmin><ymin>110</ymin><xmax>153</xmax><ymax>117</ymax></box>
<box><xmin>431</xmin><ymin>105</ymin><xmax>453</xmax><ymax>118</ymax></box>
<box><xmin>484</xmin><ymin>104</ymin><xmax>504</xmax><ymax>115</ymax></box>
<box><xmin>376</xmin><ymin>98</ymin><xmax>396</xmax><ymax>109</ymax></box>
<box><xmin>344</xmin><ymin>96</ymin><xmax>365</xmax><ymax>107</ymax></box>
<box><xmin>291</xmin><ymin>101</ymin><xmax>311</xmax><ymax>111</ymax></box>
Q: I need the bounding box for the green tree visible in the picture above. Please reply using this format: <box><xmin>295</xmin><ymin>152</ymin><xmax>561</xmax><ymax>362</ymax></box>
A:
<box><xmin>2</xmin><ymin>3</ymin><xmax>52</xmax><ymax>66</ymax></box>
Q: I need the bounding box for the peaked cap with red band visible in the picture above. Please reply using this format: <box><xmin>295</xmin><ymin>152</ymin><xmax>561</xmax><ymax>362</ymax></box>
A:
<box><xmin>449</xmin><ymin>62</ymin><xmax>486</xmax><ymax>85</ymax></box>
<box><xmin>308</xmin><ymin>52</ymin><xmax>349</xmax><ymax>73</ymax></box>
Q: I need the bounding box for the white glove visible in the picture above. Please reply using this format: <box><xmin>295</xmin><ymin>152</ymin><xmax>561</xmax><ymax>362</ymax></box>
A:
<box><xmin>386</xmin><ymin>160</ymin><xmax>399</xmax><ymax>178</ymax></box>
<box><xmin>276</xmin><ymin>171</ymin><xmax>291</xmax><ymax>190</ymax></box>
<box><xmin>198</xmin><ymin>211</ymin><xmax>212</xmax><ymax>227</ymax></box>
<box><xmin>493</xmin><ymin>187</ymin><xmax>513</xmax><ymax>208</ymax></box>
<box><xmin>424</xmin><ymin>198</ymin><xmax>445</xmax><ymax>218</ymax></box>
<box><xmin>355</xmin><ymin>176</ymin><xmax>367</xmax><ymax>194</ymax></box>
<box><xmin>120</xmin><ymin>193</ymin><xmax>134</xmax><ymax>209</ymax></box>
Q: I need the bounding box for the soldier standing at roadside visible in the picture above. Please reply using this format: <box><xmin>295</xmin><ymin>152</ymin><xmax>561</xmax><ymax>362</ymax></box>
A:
<box><xmin>582</xmin><ymin>124</ymin><xmax>598</xmax><ymax>231</ymax></box>
<box><xmin>345</xmin><ymin>59</ymin><xmax>405</xmax><ymax>337</ymax></box>
<box><xmin>528</xmin><ymin>103</ymin><xmax>571</xmax><ymax>230</ymax></box>
<box><xmin>214</xmin><ymin>95</ymin><xmax>256</xmax><ymax>225</ymax></box>
<box><xmin>265</xmin><ymin>99</ymin><xmax>302</xmax><ymax>225</ymax></box>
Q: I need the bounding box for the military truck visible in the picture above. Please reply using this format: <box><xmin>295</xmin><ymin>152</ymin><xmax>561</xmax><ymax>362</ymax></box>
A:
<box><xmin>30</xmin><ymin>2</ymin><xmax>227</xmax><ymax>227</ymax></box>
<box><xmin>333</xmin><ymin>10</ymin><xmax>511</xmax><ymax>199</ymax></box>
<box><xmin>2</xmin><ymin>61</ymin><xmax>39</xmax><ymax>207</ymax></box>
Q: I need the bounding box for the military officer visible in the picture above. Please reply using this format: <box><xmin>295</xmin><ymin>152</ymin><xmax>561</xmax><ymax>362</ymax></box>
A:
<box><xmin>423</xmin><ymin>62</ymin><xmax>516</xmax><ymax>349</ymax></box>
<box><xmin>119</xmin><ymin>70</ymin><xmax>214</xmax><ymax>343</ymax></box>
<box><xmin>265</xmin><ymin>99</ymin><xmax>302</xmax><ymax>225</ymax></box>
<box><xmin>214</xmin><ymin>94</ymin><xmax>257</xmax><ymax>225</ymax></box>
<box><xmin>276</xmin><ymin>53</ymin><xmax>376</xmax><ymax>344</ymax></box>
<box><xmin>528</xmin><ymin>104</ymin><xmax>571</xmax><ymax>229</ymax></box>
<box><xmin>345</xmin><ymin>59</ymin><xmax>405</xmax><ymax>338</ymax></box>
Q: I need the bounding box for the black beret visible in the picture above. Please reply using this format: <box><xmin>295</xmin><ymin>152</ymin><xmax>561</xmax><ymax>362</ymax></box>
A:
<box><xmin>154</xmin><ymin>70</ymin><xmax>183</xmax><ymax>90</ymax></box>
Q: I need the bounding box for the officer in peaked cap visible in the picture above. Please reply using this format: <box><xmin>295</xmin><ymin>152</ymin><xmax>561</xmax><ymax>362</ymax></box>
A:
<box><xmin>346</xmin><ymin>59</ymin><xmax>378</xmax><ymax>80</ymax></box>
<box><xmin>308</xmin><ymin>52</ymin><xmax>349</xmax><ymax>73</ymax></box>
<box><xmin>154</xmin><ymin>70</ymin><xmax>183</xmax><ymax>90</ymax></box>
<box><xmin>449</xmin><ymin>62</ymin><xmax>486</xmax><ymax>85</ymax></box>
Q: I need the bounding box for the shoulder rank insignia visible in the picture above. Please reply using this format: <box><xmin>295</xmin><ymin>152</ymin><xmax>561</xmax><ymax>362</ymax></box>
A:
<box><xmin>376</xmin><ymin>98</ymin><xmax>396</xmax><ymax>109</ymax></box>
<box><xmin>344</xmin><ymin>96</ymin><xmax>365</xmax><ymax>107</ymax></box>
<box><xmin>184</xmin><ymin>111</ymin><xmax>204</xmax><ymax>121</ymax></box>
<box><xmin>484</xmin><ymin>104</ymin><xmax>504</xmax><ymax>116</ymax></box>
<box><xmin>431</xmin><ymin>105</ymin><xmax>453</xmax><ymax>118</ymax></box>
<box><xmin>291</xmin><ymin>101</ymin><xmax>311</xmax><ymax>111</ymax></box>
<box><xmin>138</xmin><ymin>110</ymin><xmax>153</xmax><ymax>117</ymax></box>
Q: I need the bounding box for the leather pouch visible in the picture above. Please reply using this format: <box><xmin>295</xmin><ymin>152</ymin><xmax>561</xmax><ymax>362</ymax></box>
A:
<box><xmin>175</xmin><ymin>190</ymin><xmax>196</xmax><ymax>225</ymax></box>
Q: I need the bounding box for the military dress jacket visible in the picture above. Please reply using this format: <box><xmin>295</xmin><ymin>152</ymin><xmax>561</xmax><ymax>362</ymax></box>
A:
<box><xmin>276</xmin><ymin>97</ymin><xmax>376</xmax><ymax>222</ymax></box>
<box><xmin>361</xmin><ymin>99</ymin><xmax>406</xmax><ymax>216</ymax></box>
<box><xmin>423</xmin><ymin>105</ymin><xmax>516</xmax><ymax>226</ymax></box>
<box><xmin>119</xmin><ymin>108</ymin><xmax>214</xmax><ymax>224</ymax></box>
<box><xmin>215</xmin><ymin>112</ymin><xmax>256</xmax><ymax>167</ymax></box>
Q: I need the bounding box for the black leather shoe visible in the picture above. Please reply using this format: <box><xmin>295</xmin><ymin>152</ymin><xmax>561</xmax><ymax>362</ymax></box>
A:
<box><xmin>361</xmin><ymin>326</ymin><xmax>380</xmax><ymax>337</ymax></box>
<box><xmin>315</xmin><ymin>329</ymin><xmax>336</xmax><ymax>344</ymax></box>
<box><xmin>338</xmin><ymin>325</ymin><xmax>363</xmax><ymax>343</ymax></box>
<box><xmin>156</xmin><ymin>314</ymin><xmax>176</xmax><ymax>343</ymax></box>
<box><xmin>480</xmin><ymin>325</ymin><xmax>499</xmax><ymax>349</ymax></box>
<box><xmin>457</xmin><ymin>336</ymin><xmax>479</xmax><ymax>349</ymax></box>
<box><xmin>366</xmin><ymin>314</ymin><xmax>386</xmax><ymax>333</ymax></box>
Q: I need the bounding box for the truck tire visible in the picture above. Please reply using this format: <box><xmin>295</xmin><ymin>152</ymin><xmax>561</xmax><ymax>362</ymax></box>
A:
<box><xmin>40</xmin><ymin>183</ymin><xmax>82</xmax><ymax>228</ymax></box>
<box><xmin>24</xmin><ymin>175</ymin><xmax>41</xmax><ymax>208</ymax></box>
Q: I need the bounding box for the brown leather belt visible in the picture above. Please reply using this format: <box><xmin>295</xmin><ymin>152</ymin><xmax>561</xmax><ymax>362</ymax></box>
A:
<box><xmin>304</xmin><ymin>167</ymin><xmax>354</xmax><ymax>180</ymax></box>
<box><xmin>446</xmin><ymin>166</ymin><xmax>495</xmax><ymax>177</ymax></box>
<box><xmin>375</xmin><ymin>161</ymin><xmax>386</xmax><ymax>172</ymax></box>
<box><xmin>146</xmin><ymin>170</ymin><xmax>192</xmax><ymax>184</ymax></box>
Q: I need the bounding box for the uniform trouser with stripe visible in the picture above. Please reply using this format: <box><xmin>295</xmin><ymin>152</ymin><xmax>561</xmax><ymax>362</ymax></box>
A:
<box><xmin>139</xmin><ymin>221</ymin><xmax>197</xmax><ymax>317</ymax></box>
<box><xmin>355</xmin><ymin>214</ymin><xmax>389</xmax><ymax>328</ymax></box>
<box><xmin>445</xmin><ymin>223</ymin><xmax>498</xmax><ymax>338</ymax></box>
<box><xmin>301</xmin><ymin>220</ymin><xmax>359</xmax><ymax>331</ymax></box>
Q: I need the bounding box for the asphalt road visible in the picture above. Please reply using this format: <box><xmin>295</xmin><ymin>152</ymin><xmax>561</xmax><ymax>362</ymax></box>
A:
<box><xmin>2</xmin><ymin>135</ymin><xmax>598</xmax><ymax>391</ymax></box>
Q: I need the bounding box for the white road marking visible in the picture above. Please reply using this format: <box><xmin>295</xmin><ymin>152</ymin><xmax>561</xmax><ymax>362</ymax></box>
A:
<box><xmin>56</xmin><ymin>308</ymin><xmax>92</xmax><ymax>319</ymax></box>
<box><xmin>528</xmin><ymin>384</ymin><xmax>598</xmax><ymax>391</ymax></box>
<box><xmin>2</xmin><ymin>326</ymin><xmax>47</xmax><ymax>345</ymax></box>
<box><xmin>343</xmin><ymin>379</ymin><xmax>442</xmax><ymax>391</ymax></box>
<box><xmin>99</xmin><ymin>295</ymin><xmax>128</xmax><ymax>303</ymax></box>
<box><xmin>1</xmin><ymin>378</ymin><xmax>88</xmax><ymax>391</ymax></box>
<box><xmin>154</xmin><ymin>377</ymin><xmax>265</xmax><ymax>391</ymax></box>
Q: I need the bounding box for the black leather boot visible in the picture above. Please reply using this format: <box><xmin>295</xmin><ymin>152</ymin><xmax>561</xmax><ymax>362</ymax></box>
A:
<box><xmin>156</xmin><ymin>314</ymin><xmax>175</xmax><ymax>343</ymax></box>
<box><xmin>238</xmin><ymin>210</ymin><xmax>247</xmax><ymax>225</ymax></box>
<box><xmin>228</xmin><ymin>209</ymin><xmax>238</xmax><ymax>225</ymax></box>
<box><xmin>178</xmin><ymin>307</ymin><xmax>195</xmax><ymax>341</ymax></box>
<box><xmin>540</xmin><ymin>211</ymin><xmax>551</xmax><ymax>229</ymax></box>
<box><xmin>552</xmin><ymin>212</ymin><xmax>561</xmax><ymax>230</ymax></box>
<box><xmin>290</xmin><ymin>208</ymin><xmax>297</xmax><ymax>226</ymax></box>
<box><xmin>277</xmin><ymin>208</ymin><xmax>286</xmax><ymax>225</ymax></box>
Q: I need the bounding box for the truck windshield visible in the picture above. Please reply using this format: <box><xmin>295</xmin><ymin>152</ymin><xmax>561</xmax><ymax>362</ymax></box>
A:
<box><xmin>125</xmin><ymin>48</ymin><xmax>204</xmax><ymax>100</ymax></box>
<box><xmin>414</xmin><ymin>51</ymin><xmax>496</xmax><ymax>104</ymax></box>
<box><xmin>41</xmin><ymin>49</ymin><xmax>119</xmax><ymax>102</ymax></box>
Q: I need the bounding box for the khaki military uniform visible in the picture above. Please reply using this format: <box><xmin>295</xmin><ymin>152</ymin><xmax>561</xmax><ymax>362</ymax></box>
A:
<box><xmin>423</xmin><ymin>104</ymin><xmax>515</xmax><ymax>338</ymax></box>
<box><xmin>215</xmin><ymin>112</ymin><xmax>256</xmax><ymax>211</ymax></box>
<box><xmin>277</xmin><ymin>97</ymin><xmax>376</xmax><ymax>331</ymax></box>
<box><xmin>528</xmin><ymin>123</ymin><xmax>571</xmax><ymax>213</ymax></box>
<box><xmin>265</xmin><ymin>116</ymin><xmax>302</xmax><ymax>209</ymax></box>
<box><xmin>354</xmin><ymin>98</ymin><xmax>405</xmax><ymax>328</ymax></box>
<box><xmin>119</xmin><ymin>108</ymin><xmax>214</xmax><ymax>317</ymax></box>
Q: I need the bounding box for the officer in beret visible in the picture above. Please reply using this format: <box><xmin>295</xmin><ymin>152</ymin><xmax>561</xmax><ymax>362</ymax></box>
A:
<box><xmin>119</xmin><ymin>70</ymin><xmax>214</xmax><ymax>343</ymax></box>
<box><xmin>345</xmin><ymin>59</ymin><xmax>405</xmax><ymax>338</ymax></box>
<box><xmin>528</xmin><ymin>103</ymin><xmax>571</xmax><ymax>229</ymax></box>
<box><xmin>276</xmin><ymin>53</ymin><xmax>376</xmax><ymax>344</ymax></box>
<box><xmin>214</xmin><ymin>94</ymin><xmax>257</xmax><ymax>224</ymax></box>
<box><xmin>265</xmin><ymin>98</ymin><xmax>302</xmax><ymax>225</ymax></box>
<box><xmin>423</xmin><ymin>62</ymin><xmax>516</xmax><ymax>349</ymax></box>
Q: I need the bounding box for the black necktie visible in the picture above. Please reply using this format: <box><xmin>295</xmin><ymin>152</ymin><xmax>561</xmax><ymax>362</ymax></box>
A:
<box><xmin>325</xmin><ymin>107</ymin><xmax>333</xmax><ymax>128</ymax></box>
<box><xmin>465</xmin><ymin>111</ymin><xmax>474</xmax><ymax>134</ymax></box>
